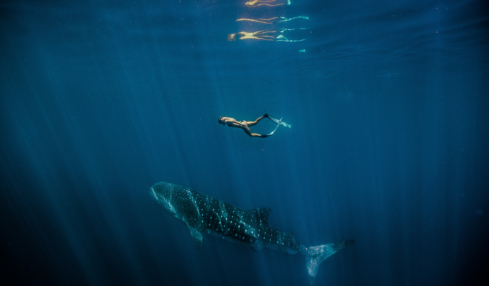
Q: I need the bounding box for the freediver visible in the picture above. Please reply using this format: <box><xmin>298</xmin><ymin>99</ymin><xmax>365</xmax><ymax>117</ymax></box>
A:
<box><xmin>218</xmin><ymin>114</ymin><xmax>290</xmax><ymax>138</ymax></box>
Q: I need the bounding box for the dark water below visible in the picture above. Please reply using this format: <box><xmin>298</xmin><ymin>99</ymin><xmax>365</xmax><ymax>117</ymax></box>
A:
<box><xmin>1</xmin><ymin>0</ymin><xmax>488</xmax><ymax>285</ymax></box>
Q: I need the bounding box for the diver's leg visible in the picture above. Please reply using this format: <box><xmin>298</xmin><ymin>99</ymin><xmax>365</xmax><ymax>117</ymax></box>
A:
<box><xmin>262</xmin><ymin>31</ymin><xmax>277</xmax><ymax>39</ymax></box>
<box><xmin>242</xmin><ymin>125</ymin><xmax>262</xmax><ymax>137</ymax></box>
<box><xmin>259</xmin><ymin>30</ymin><xmax>276</xmax><ymax>36</ymax></box>
<box><xmin>246</xmin><ymin>115</ymin><xmax>265</xmax><ymax>126</ymax></box>
<box><xmin>254</xmin><ymin>30</ymin><xmax>277</xmax><ymax>41</ymax></box>
<box><xmin>246</xmin><ymin>130</ymin><xmax>262</xmax><ymax>137</ymax></box>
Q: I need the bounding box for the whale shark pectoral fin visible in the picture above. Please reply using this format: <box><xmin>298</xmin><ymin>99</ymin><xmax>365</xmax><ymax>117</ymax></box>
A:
<box><xmin>188</xmin><ymin>226</ymin><xmax>204</xmax><ymax>251</ymax></box>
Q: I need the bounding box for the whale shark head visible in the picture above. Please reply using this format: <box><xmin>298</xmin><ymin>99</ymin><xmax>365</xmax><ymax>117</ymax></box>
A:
<box><xmin>150</xmin><ymin>182</ymin><xmax>178</xmax><ymax>216</ymax></box>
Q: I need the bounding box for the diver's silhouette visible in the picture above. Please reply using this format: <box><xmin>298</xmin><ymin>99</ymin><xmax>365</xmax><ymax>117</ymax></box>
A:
<box><xmin>218</xmin><ymin>114</ymin><xmax>290</xmax><ymax>138</ymax></box>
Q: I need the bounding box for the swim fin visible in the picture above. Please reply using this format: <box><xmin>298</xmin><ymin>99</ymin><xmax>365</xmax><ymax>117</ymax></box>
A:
<box><xmin>268</xmin><ymin>115</ymin><xmax>291</xmax><ymax>128</ymax></box>
<box><xmin>267</xmin><ymin>117</ymin><xmax>283</xmax><ymax>136</ymax></box>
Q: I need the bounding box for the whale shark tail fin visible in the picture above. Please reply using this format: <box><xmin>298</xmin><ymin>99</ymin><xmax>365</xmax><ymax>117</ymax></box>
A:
<box><xmin>303</xmin><ymin>240</ymin><xmax>355</xmax><ymax>284</ymax></box>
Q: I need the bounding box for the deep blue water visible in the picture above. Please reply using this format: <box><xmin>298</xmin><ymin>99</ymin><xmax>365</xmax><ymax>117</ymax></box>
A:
<box><xmin>1</xmin><ymin>0</ymin><xmax>488</xmax><ymax>285</ymax></box>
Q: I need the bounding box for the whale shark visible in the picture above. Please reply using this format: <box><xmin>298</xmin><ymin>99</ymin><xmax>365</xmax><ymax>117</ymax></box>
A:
<box><xmin>150</xmin><ymin>182</ymin><xmax>354</xmax><ymax>284</ymax></box>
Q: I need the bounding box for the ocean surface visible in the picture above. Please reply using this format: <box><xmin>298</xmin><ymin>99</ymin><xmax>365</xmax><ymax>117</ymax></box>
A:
<box><xmin>1</xmin><ymin>0</ymin><xmax>488</xmax><ymax>285</ymax></box>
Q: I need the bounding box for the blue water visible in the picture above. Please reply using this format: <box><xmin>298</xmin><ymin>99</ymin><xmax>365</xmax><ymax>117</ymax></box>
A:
<box><xmin>1</xmin><ymin>0</ymin><xmax>488</xmax><ymax>285</ymax></box>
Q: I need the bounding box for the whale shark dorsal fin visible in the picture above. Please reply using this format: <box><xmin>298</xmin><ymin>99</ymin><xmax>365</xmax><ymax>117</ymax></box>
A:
<box><xmin>284</xmin><ymin>231</ymin><xmax>296</xmax><ymax>242</ymax></box>
<box><xmin>188</xmin><ymin>226</ymin><xmax>203</xmax><ymax>251</ymax></box>
<box><xmin>245</xmin><ymin>208</ymin><xmax>271</xmax><ymax>225</ymax></box>
<box><xmin>258</xmin><ymin>208</ymin><xmax>271</xmax><ymax>223</ymax></box>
